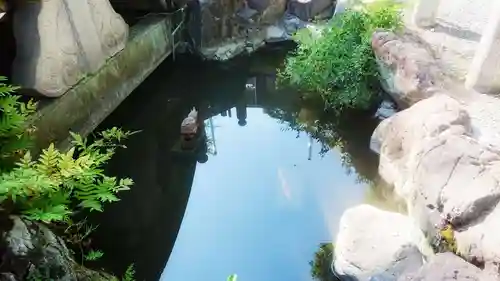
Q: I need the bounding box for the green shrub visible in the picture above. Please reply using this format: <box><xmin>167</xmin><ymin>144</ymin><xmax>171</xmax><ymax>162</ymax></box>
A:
<box><xmin>278</xmin><ymin>0</ymin><xmax>402</xmax><ymax>114</ymax></box>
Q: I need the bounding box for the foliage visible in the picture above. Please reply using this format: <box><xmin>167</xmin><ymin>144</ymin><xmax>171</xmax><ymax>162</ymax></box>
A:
<box><xmin>439</xmin><ymin>224</ymin><xmax>457</xmax><ymax>253</ymax></box>
<box><xmin>0</xmin><ymin>77</ymin><xmax>135</xmax><ymax>226</ymax></box>
<box><xmin>0</xmin><ymin>76</ymin><xmax>37</xmax><ymax>169</ymax></box>
<box><xmin>309</xmin><ymin>243</ymin><xmax>339</xmax><ymax>281</ymax></box>
<box><xmin>0</xmin><ymin>128</ymin><xmax>135</xmax><ymax>223</ymax></box>
<box><xmin>227</xmin><ymin>274</ymin><xmax>238</xmax><ymax>281</ymax></box>
<box><xmin>85</xmin><ymin>249</ymin><xmax>104</xmax><ymax>261</ymax></box>
<box><xmin>0</xmin><ymin>78</ymin><xmax>137</xmax><ymax>281</ymax></box>
<box><xmin>121</xmin><ymin>264</ymin><xmax>136</xmax><ymax>281</ymax></box>
<box><xmin>278</xmin><ymin>0</ymin><xmax>402</xmax><ymax>114</ymax></box>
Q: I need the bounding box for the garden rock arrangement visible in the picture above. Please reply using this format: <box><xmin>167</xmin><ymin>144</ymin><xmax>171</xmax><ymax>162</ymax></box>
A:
<box><xmin>334</xmin><ymin>30</ymin><xmax>500</xmax><ymax>280</ymax></box>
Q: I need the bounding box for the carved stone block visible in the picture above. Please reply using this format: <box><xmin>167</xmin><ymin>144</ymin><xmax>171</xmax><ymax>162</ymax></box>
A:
<box><xmin>12</xmin><ymin>0</ymin><xmax>128</xmax><ymax>97</ymax></box>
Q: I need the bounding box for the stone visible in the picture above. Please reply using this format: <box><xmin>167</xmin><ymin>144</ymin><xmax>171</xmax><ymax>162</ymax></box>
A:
<box><xmin>455</xmin><ymin>205</ymin><xmax>500</xmax><ymax>268</ymax></box>
<box><xmin>374</xmin><ymin>100</ymin><xmax>398</xmax><ymax>120</ymax></box>
<box><xmin>12</xmin><ymin>0</ymin><xmax>128</xmax><ymax>97</ymax></box>
<box><xmin>373</xmin><ymin>94</ymin><xmax>471</xmax><ymax>199</ymax></box>
<box><xmin>2</xmin><ymin>216</ymin><xmax>76</xmax><ymax>280</ymax></box>
<box><xmin>87</xmin><ymin>0</ymin><xmax>129</xmax><ymax>57</ymax></box>
<box><xmin>407</xmin><ymin>133</ymin><xmax>500</xmax><ymax>237</ymax></box>
<box><xmin>199</xmin><ymin>0</ymin><xmax>286</xmax><ymax>60</ymax></box>
<box><xmin>372</xmin><ymin>30</ymin><xmax>445</xmax><ymax>108</ymax></box>
<box><xmin>1</xmin><ymin>216</ymin><xmax>114</xmax><ymax>280</ymax></box>
<box><xmin>372</xmin><ymin>93</ymin><xmax>500</xmax><ymax>266</ymax></box>
<box><xmin>398</xmin><ymin>253</ymin><xmax>491</xmax><ymax>281</ymax></box>
<box><xmin>181</xmin><ymin>108</ymin><xmax>199</xmax><ymax>135</ymax></box>
<box><xmin>287</xmin><ymin>0</ymin><xmax>334</xmax><ymax>21</ymax></box>
<box><xmin>334</xmin><ymin>205</ymin><xmax>428</xmax><ymax>281</ymax></box>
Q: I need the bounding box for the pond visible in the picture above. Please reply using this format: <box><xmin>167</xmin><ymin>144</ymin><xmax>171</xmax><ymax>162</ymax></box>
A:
<box><xmin>89</xmin><ymin>45</ymin><xmax>396</xmax><ymax>281</ymax></box>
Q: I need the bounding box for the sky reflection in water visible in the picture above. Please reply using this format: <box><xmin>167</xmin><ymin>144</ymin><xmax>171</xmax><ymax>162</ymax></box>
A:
<box><xmin>160</xmin><ymin>107</ymin><xmax>369</xmax><ymax>281</ymax></box>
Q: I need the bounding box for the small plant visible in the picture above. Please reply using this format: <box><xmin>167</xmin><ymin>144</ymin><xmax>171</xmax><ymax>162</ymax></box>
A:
<box><xmin>122</xmin><ymin>264</ymin><xmax>136</xmax><ymax>281</ymax></box>
<box><xmin>439</xmin><ymin>224</ymin><xmax>457</xmax><ymax>253</ymax></box>
<box><xmin>278</xmin><ymin>0</ymin><xmax>402</xmax><ymax>114</ymax></box>
<box><xmin>0</xmin><ymin>76</ymin><xmax>37</xmax><ymax>169</ymax></box>
<box><xmin>0</xmin><ymin>128</ymin><xmax>135</xmax><ymax>223</ymax></box>
<box><xmin>85</xmin><ymin>249</ymin><xmax>104</xmax><ymax>261</ymax></box>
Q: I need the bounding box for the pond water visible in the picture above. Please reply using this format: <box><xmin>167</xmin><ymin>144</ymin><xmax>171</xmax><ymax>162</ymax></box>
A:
<box><xmin>90</xmin><ymin>46</ymin><xmax>392</xmax><ymax>281</ymax></box>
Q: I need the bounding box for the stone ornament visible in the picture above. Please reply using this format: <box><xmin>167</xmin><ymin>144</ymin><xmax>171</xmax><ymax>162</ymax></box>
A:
<box><xmin>12</xmin><ymin>0</ymin><xmax>128</xmax><ymax>97</ymax></box>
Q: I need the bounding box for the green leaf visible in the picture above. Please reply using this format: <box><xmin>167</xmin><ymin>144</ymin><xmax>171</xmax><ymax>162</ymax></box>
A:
<box><xmin>84</xmin><ymin>249</ymin><xmax>104</xmax><ymax>261</ymax></box>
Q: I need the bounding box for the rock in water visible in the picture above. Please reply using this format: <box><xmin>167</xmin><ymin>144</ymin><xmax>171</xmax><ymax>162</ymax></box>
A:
<box><xmin>334</xmin><ymin>205</ymin><xmax>429</xmax><ymax>281</ymax></box>
<box><xmin>181</xmin><ymin>108</ymin><xmax>199</xmax><ymax>135</ymax></box>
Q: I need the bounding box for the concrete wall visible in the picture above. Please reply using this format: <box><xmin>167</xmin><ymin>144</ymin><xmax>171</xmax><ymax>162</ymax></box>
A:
<box><xmin>31</xmin><ymin>17</ymin><xmax>175</xmax><ymax>152</ymax></box>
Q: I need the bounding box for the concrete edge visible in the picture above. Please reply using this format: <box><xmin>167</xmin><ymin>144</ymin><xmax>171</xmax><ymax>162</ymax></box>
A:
<box><xmin>31</xmin><ymin>17</ymin><xmax>174</xmax><ymax>152</ymax></box>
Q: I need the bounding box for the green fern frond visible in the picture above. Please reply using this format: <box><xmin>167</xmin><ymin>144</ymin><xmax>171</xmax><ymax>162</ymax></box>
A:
<box><xmin>122</xmin><ymin>264</ymin><xmax>136</xmax><ymax>281</ymax></box>
<box><xmin>84</xmin><ymin>249</ymin><xmax>104</xmax><ymax>261</ymax></box>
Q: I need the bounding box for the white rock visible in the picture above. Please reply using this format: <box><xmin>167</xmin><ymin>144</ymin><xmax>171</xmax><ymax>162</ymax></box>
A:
<box><xmin>373</xmin><ymin>94</ymin><xmax>471</xmax><ymax>199</ymax></box>
<box><xmin>455</xmin><ymin>204</ymin><xmax>500</xmax><ymax>267</ymax></box>
<box><xmin>398</xmin><ymin>252</ymin><xmax>495</xmax><ymax>281</ymax></box>
<box><xmin>334</xmin><ymin>205</ymin><xmax>429</xmax><ymax>281</ymax></box>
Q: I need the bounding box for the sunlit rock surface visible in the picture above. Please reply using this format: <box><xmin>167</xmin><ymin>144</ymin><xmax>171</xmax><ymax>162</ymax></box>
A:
<box><xmin>334</xmin><ymin>205</ymin><xmax>428</xmax><ymax>281</ymax></box>
<box><xmin>12</xmin><ymin>0</ymin><xmax>128</xmax><ymax>97</ymax></box>
<box><xmin>371</xmin><ymin>93</ymin><xmax>500</xmax><ymax>271</ymax></box>
<box><xmin>398</xmin><ymin>253</ymin><xmax>494</xmax><ymax>281</ymax></box>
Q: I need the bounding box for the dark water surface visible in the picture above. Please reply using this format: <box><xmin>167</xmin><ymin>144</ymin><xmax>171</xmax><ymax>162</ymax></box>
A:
<box><xmin>91</xmin><ymin>46</ymin><xmax>383</xmax><ymax>281</ymax></box>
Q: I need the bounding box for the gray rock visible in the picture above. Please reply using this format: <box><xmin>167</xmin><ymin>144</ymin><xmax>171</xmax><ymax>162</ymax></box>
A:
<box><xmin>334</xmin><ymin>205</ymin><xmax>430</xmax><ymax>281</ymax></box>
<box><xmin>372</xmin><ymin>30</ymin><xmax>445</xmax><ymax>108</ymax></box>
<box><xmin>287</xmin><ymin>0</ymin><xmax>334</xmax><ymax>21</ymax></box>
<box><xmin>398</xmin><ymin>253</ymin><xmax>493</xmax><ymax>281</ymax></box>
<box><xmin>200</xmin><ymin>0</ymin><xmax>286</xmax><ymax>60</ymax></box>
<box><xmin>1</xmin><ymin>216</ymin><xmax>110</xmax><ymax>280</ymax></box>
<box><xmin>374</xmin><ymin>100</ymin><xmax>398</xmax><ymax>120</ymax></box>
<box><xmin>12</xmin><ymin>0</ymin><xmax>128</xmax><ymax>97</ymax></box>
<box><xmin>373</xmin><ymin>95</ymin><xmax>471</xmax><ymax>201</ymax></box>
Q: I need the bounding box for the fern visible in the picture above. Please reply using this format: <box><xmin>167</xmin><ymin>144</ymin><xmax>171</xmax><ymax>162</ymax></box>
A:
<box><xmin>85</xmin><ymin>249</ymin><xmax>104</xmax><ymax>261</ymax></box>
<box><xmin>0</xmin><ymin>77</ymin><xmax>135</xmax><ymax>223</ymax></box>
<box><xmin>122</xmin><ymin>264</ymin><xmax>136</xmax><ymax>281</ymax></box>
<box><xmin>0</xmin><ymin>76</ymin><xmax>36</xmax><ymax>169</ymax></box>
<box><xmin>0</xmin><ymin>128</ymin><xmax>134</xmax><ymax>223</ymax></box>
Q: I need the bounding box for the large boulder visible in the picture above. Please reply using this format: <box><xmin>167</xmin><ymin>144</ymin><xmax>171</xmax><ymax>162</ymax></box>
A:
<box><xmin>334</xmin><ymin>205</ymin><xmax>429</xmax><ymax>281</ymax></box>
<box><xmin>0</xmin><ymin>216</ymin><xmax>111</xmax><ymax>280</ymax></box>
<box><xmin>372</xmin><ymin>94</ymin><xmax>471</xmax><ymax>200</ymax></box>
<box><xmin>12</xmin><ymin>0</ymin><xmax>128</xmax><ymax>97</ymax></box>
<box><xmin>372</xmin><ymin>93</ymin><xmax>500</xmax><ymax>268</ymax></box>
<box><xmin>372</xmin><ymin>30</ymin><xmax>446</xmax><ymax>108</ymax></box>
<box><xmin>398</xmin><ymin>253</ymin><xmax>493</xmax><ymax>281</ymax></box>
